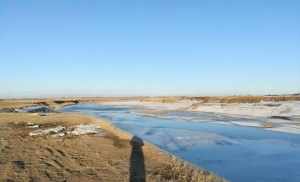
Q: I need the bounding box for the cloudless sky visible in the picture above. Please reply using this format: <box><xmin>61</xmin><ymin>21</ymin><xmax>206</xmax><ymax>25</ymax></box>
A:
<box><xmin>0</xmin><ymin>0</ymin><xmax>300</xmax><ymax>98</ymax></box>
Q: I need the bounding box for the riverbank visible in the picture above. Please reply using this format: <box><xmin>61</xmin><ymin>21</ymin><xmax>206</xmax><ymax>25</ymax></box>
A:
<box><xmin>80</xmin><ymin>97</ymin><xmax>300</xmax><ymax>135</ymax></box>
<box><xmin>2</xmin><ymin>96</ymin><xmax>300</xmax><ymax>181</ymax></box>
<box><xmin>63</xmin><ymin>102</ymin><xmax>300</xmax><ymax>182</ymax></box>
<box><xmin>0</xmin><ymin>100</ymin><xmax>225</xmax><ymax>182</ymax></box>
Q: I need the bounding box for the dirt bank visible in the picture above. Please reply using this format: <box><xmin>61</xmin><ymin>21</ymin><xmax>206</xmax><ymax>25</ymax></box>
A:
<box><xmin>0</xmin><ymin>111</ymin><xmax>225</xmax><ymax>182</ymax></box>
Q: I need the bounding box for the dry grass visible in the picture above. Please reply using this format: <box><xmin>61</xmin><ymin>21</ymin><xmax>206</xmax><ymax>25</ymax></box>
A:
<box><xmin>1</xmin><ymin>96</ymin><xmax>299</xmax><ymax>110</ymax></box>
<box><xmin>0</xmin><ymin>100</ymin><xmax>36</xmax><ymax>109</ymax></box>
<box><xmin>262</xmin><ymin>122</ymin><xmax>274</xmax><ymax>128</ymax></box>
<box><xmin>138</xmin><ymin>95</ymin><xmax>300</xmax><ymax>104</ymax></box>
<box><xmin>0</xmin><ymin>113</ymin><xmax>94</xmax><ymax>127</ymax></box>
<box><xmin>219</xmin><ymin>96</ymin><xmax>264</xmax><ymax>103</ymax></box>
<box><xmin>141</xmin><ymin>97</ymin><xmax>181</xmax><ymax>103</ymax></box>
<box><xmin>188</xmin><ymin>96</ymin><xmax>300</xmax><ymax>104</ymax></box>
<box><xmin>0</xmin><ymin>99</ymin><xmax>80</xmax><ymax>111</ymax></box>
<box><xmin>0</xmin><ymin>110</ymin><xmax>226</xmax><ymax>182</ymax></box>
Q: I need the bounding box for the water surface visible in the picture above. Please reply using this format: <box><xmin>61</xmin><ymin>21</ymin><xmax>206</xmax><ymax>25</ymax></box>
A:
<box><xmin>63</xmin><ymin>104</ymin><xmax>300</xmax><ymax>182</ymax></box>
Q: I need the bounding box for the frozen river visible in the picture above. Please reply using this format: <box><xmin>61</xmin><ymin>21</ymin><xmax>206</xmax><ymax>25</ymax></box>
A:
<box><xmin>63</xmin><ymin>104</ymin><xmax>300</xmax><ymax>182</ymax></box>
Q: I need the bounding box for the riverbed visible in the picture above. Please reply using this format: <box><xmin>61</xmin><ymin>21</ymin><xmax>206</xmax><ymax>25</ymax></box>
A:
<box><xmin>63</xmin><ymin>104</ymin><xmax>300</xmax><ymax>182</ymax></box>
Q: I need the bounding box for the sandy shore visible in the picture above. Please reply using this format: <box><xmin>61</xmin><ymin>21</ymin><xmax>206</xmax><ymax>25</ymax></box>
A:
<box><xmin>0</xmin><ymin>100</ymin><xmax>225</xmax><ymax>182</ymax></box>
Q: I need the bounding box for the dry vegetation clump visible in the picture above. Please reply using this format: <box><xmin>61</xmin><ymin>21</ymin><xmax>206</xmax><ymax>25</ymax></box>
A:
<box><xmin>35</xmin><ymin>101</ymin><xmax>50</xmax><ymax>106</ymax></box>
<box><xmin>141</xmin><ymin>97</ymin><xmax>179</xmax><ymax>103</ymax></box>
<box><xmin>220</xmin><ymin>96</ymin><xmax>264</xmax><ymax>103</ymax></box>
<box><xmin>0</xmin><ymin>100</ymin><xmax>36</xmax><ymax>109</ymax></box>
<box><xmin>262</xmin><ymin>122</ymin><xmax>274</xmax><ymax>128</ymax></box>
<box><xmin>190</xmin><ymin>97</ymin><xmax>211</xmax><ymax>103</ymax></box>
<box><xmin>149</xmin><ymin>157</ymin><xmax>227</xmax><ymax>182</ymax></box>
<box><xmin>192</xmin><ymin>96</ymin><xmax>300</xmax><ymax>104</ymax></box>
<box><xmin>263</xmin><ymin>96</ymin><xmax>300</xmax><ymax>102</ymax></box>
<box><xmin>186</xmin><ymin>95</ymin><xmax>300</xmax><ymax>104</ymax></box>
<box><xmin>161</xmin><ymin>98</ymin><xmax>178</xmax><ymax>103</ymax></box>
<box><xmin>0</xmin><ymin>113</ymin><xmax>94</xmax><ymax>127</ymax></box>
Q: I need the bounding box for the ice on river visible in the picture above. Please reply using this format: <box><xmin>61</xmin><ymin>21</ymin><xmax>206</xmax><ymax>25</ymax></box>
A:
<box><xmin>62</xmin><ymin>103</ymin><xmax>300</xmax><ymax>182</ymax></box>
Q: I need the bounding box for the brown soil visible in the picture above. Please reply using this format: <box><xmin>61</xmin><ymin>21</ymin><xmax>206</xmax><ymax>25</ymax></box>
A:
<box><xmin>0</xmin><ymin>113</ymin><xmax>225</xmax><ymax>182</ymax></box>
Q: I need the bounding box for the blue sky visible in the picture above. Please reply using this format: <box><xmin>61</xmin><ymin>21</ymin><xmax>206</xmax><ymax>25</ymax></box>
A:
<box><xmin>1</xmin><ymin>0</ymin><xmax>300</xmax><ymax>98</ymax></box>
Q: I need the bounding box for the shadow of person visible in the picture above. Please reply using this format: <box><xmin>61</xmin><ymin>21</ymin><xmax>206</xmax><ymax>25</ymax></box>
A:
<box><xmin>129</xmin><ymin>136</ymin><xmax>146</xmax><ymax>182</ymax></box>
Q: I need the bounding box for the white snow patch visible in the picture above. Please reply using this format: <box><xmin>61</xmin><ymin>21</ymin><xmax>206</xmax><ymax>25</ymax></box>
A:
<box><xmin>191</xmin><ymin>101</ymin><xmax>300</xmax><ymax>118</ymax></box>
<box><xmin>102</xmin><ymin>100</ymin><xmax>195</xmax><ymax>111</ymax></box>
<box><xmin>231</xmin><ymin>121</ymin><xmax>263</xmax><ymax>127</ymax></box>
<box><xmin>28</xmin><ymin>125</ymin><xmax>39</xmax><ymax>129</ymax></box>
<box><xmin>27</xmin><ymin>122</ymin><xmax>40</xmax><ymax>129</ymax></box>
<box><xmin>68</xmin><ymin>124</ymin><xmax>101</xmax><ymax>136</ymax></box>
<box><xmin>52</xmin><ymin>133</ymin><xmax>65</xmax><ymax>137</ymax></box>
<box><xmin>213</xmin><ymin>121</ymin><xmax>232</xmax><ymax>125</ymax></box>
<box><xmin>266</xmin><ymin>125</ymin><xmax>300</xmax><ymax>134</ymax></box>
<box><xmin>29</xmin><ymin>124</ymin><xmax>102</xmax><ymax>137</ymax></box>
<box><xmin>29</xmin><ymin>126</ymin><xmax>65</xmax><ymax>136</ymax></box>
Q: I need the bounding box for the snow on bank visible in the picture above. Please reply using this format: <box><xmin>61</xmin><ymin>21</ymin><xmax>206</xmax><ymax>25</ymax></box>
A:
<box><xmin>187</xmin><ymin>101</ymin><xmax>300</xmax><ymax>134</ymax></box>
<box><xmin>68</xmin><ymin>124</ymin><xmax>101</xmax><ymax>136</ymax></box>
<box><xmin>101</xmin><ymin>100</ymin><xmax>300</xmax><ymax>119</ymax></box>
<box><xmin>97</xmin><ymin>100</ymin><xmax>300</xmax><ymax>134</ymax></box>
<box><xmin>102</xmin><ymin>100</ymin><xmax>195</xmax><ymax>111</ymax></box>
<box><xmin>191</xmin><ymin>101</ymin><xmax>300</xmax><ymax>118</ymax></box>
<box><xmin>267</xmin><ymin>125</ymin><xmax>300</xmax><ymax>134</ymax></box>
<box><xmin>231</xmin><ymin>121</ymin><xmax>263</xmax><ymax>127</ymax></box>
<box><xmin>29</xmin><ymin>124</ymin><xmax>102</xmax><ymax>137</ymax></box>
